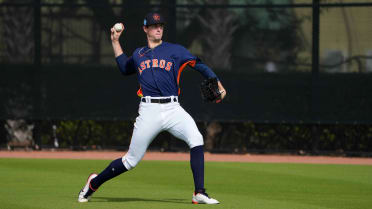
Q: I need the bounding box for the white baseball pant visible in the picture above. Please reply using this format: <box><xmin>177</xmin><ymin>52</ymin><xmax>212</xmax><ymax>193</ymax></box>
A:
<box><xmin>122</xmin><ymin>96</ymin><xmax>204</xmax><ymax>170</ymax></box>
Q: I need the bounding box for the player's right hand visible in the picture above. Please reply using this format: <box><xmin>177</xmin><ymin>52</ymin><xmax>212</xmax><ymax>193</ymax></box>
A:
<box><xmin>111</xmin><ymin>23</ymin><xmax>124</xmax><ymax>42</ymax></box>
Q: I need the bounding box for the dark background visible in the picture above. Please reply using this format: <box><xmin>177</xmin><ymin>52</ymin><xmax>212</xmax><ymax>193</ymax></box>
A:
<box><xmin>1</xmin><ymin>0</ymin><xmax>372</xmax><ymax>155</ymax></box>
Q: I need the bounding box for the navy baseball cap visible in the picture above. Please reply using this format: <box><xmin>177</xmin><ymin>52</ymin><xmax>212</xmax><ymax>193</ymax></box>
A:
<box><xmin>144</xmin><ymin>12</ymin><xmax>165</xmax><ymax>26</ymax></box>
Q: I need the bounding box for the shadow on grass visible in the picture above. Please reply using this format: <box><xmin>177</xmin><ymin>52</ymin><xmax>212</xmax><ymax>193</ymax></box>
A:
<box><xmin>93</xmin><ymin>197</ymin><xmax>189</xmax><ymax>204</ymax></box>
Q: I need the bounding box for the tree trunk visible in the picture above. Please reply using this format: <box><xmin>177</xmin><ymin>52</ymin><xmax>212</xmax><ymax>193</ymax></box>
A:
<box><xmin>197</xmin><ymin>0</ymin><xmax>238</xmax><ymax>70</ymax></box>
<box><xmin>205</xmin><ymin>122</ymin><xmax>222</xmax><ymax>151</ymax></box>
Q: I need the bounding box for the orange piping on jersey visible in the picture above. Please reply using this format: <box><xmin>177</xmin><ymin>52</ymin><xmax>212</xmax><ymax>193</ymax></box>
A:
<box><xmin>177</xmin><ymin>60</ymin><xmax>196</xmax><ymax>95</ymax></box>
<box><xmin>137</xmin><ymin>86</ymin><xmax>143</xmax><ymax>97</ymax></box>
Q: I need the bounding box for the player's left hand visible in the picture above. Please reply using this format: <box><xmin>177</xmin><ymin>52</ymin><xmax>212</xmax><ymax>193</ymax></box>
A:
<box><xmin>200</xmin><ymin>78</ymin><xmax>227</xmax><ymax>103</ymax></box>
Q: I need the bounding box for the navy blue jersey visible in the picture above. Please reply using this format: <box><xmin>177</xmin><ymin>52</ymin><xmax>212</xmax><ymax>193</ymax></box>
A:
<box><xmin>116</xmin><ymin>42</ymin><xmax>217</xmax><ymax>97</ymax></box>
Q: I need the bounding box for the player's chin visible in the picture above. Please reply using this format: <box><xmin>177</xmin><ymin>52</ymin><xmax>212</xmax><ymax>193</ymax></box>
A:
<box><xmin>154</xmin><ymin>37</ymin><xmax>162</xmax><ymax>42</ymax></box>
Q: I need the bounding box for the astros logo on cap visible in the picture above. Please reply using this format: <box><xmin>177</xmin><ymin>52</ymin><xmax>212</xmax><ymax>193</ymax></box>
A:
<box><xmin>153</xmin><ymin>13</ymin><xmax>160</xmax><ymax>21</ymax></box>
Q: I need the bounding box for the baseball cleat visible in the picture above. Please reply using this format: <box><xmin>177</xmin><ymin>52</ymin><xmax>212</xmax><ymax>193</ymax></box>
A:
<box><xmin>192</xmin><ymin>189</ymin><xmax>220</xmax><ymax>204</ymax></box>
<box><xmin>78</xmin><ymin>173</ymin><xmax>97</xmax><ymax>203</ymax></box>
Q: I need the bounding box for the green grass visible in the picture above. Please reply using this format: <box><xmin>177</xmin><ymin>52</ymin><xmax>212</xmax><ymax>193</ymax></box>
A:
<box><xmin>0</xmin><ymin>158</ymin><xmax>371</xmax><ymax>209</ymax></box>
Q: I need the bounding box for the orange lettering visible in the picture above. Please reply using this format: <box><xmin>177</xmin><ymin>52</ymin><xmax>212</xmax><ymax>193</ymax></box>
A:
<box><xmin>159</xmin><ymin>60</ymin><xmax>166</xmax><ymax>68</ymax></box>
<box><xmin>145</xmin><ymin>60</ymin><xmax>151</xmax><ymax>68</ymax></box>
<box><xmin>138</xmin><ymin>67</ymin><xmax>144</xmax><ymax>75</ymax></box>
<box><xmin>140</xmin><ymin>61</ymin><xmax>146</xmax><ymax>70</ymax></box>
<box><xmin>165</xmin><ymin>62</ymin><xmax>172</xmax><ymax>71</ymax></box>
<box><xmin>152</xmin><ymin>59</ymin><xmax>158</xmax><ymax>67</ymax></box>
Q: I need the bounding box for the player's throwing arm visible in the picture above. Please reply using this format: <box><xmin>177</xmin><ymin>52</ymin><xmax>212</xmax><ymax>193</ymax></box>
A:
<box><xmin>111</xmin><ymin>23</ymin><xmax>124</xmax><ymax>57</ymax></box>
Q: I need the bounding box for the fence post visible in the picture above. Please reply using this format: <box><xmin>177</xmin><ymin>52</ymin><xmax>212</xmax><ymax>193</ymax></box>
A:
<box><xmin>311</xmin><ymin>0</ymin><xmax>320</xmax><ymax>143</ymax></box>
<box><xmin>34</xmin><ymin>0</ymin><xmax>41</xmax><ymax>66</ymax></box>
<box><xmin>312</xmin><ymin>0</ymin><xmax>319</xmax><ymax>74</ymax></box>
<box><xmin>33</xmin><ymin>0</ymin><xmax>42</xmax><ymax>149</ymax></box>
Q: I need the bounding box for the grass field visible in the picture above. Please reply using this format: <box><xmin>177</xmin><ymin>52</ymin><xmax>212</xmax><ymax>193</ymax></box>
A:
<box><xmin>0</xmin><ymin>158</ymin><xmax>371</xmax><ymax>209</ymax></box>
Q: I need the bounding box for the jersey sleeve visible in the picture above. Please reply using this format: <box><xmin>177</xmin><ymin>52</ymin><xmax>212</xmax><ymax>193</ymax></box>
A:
<box><xmin>176</xmin><ymin>45</ymin><xmax>218</xmax><ymax>79</ymax></box>
<box><xmin>193</xmin><ymin>58</ymin><xmax>218</xmax><ymax>79</ymax></box>
<box><xmin>115</xmin><ymin>53</ymin><xmax>136</xmax><ymax>75</ymax></box>
<box><xmin>176</xmin><ymin>45</ymin><xmax>197</xmax><ymax>64</ymax></box>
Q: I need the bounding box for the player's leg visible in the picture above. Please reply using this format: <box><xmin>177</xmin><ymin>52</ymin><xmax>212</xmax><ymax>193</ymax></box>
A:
<box><xmin>164</xmin><ymin>103</ymin><xmax>219</xmax><ymax>204</ymax></box>
<box><xmin>120</xmin><ymin>115</ymin><xmax>162</xmax><ymax>170</ymax></box>
<box><xmin>90</xmin><ymin>119</ymin><xmax>161</xmax><ymax>188</ymax></box>
<box><xmin>78</xmin><ymin>158</ymin><xmax>126</xmax><ymax>203</ymax></box>
<box><xmin>78</xmin><ymin>102</ymin><xmax>162</xmax><ymax>202</ymax></box>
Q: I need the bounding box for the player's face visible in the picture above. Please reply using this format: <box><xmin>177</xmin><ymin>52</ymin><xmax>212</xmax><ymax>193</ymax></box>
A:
<box><xmin>144</xmin><ymin>24</ymin><xmax>164</xmax><ymax>42</ymax></box>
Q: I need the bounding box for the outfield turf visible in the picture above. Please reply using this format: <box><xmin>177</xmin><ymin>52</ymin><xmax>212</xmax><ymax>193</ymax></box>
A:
<box><xmin>0</xmin><ymin>158</ymin><xmax>371</xmax><ymax>209</ymax></box>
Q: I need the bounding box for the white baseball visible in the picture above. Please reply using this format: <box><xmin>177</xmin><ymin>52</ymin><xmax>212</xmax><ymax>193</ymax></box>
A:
<box><xmin>114</xmin><ymin>23</ymin><xmax>123</xmax><ymax>32</ymax></box>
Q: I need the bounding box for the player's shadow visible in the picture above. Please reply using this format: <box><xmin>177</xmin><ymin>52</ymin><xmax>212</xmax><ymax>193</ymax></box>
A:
<box><xmin>93</xmin><ymin>196</ymin><xmax>189</xmax><ymax>204</ymax></box>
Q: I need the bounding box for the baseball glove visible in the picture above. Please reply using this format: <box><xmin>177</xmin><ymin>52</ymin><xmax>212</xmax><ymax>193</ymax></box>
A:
<box><xmin>200</xmin><ymin>77</ymin><xmax>223</xmax><ymax>103</ymax></box>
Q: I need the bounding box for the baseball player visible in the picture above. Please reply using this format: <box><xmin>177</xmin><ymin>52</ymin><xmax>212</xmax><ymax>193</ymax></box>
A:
<box><xmin>78</xmin><ymin>12</ymin><xmax>226</xmax><ymax>204</ymax></box>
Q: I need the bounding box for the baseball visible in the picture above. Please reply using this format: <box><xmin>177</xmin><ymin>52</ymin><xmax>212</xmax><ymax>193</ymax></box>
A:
<box><xmin>114</xmin><ymin>23</ymin><xmax>123</xmax><ymax>32</ymax></box>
